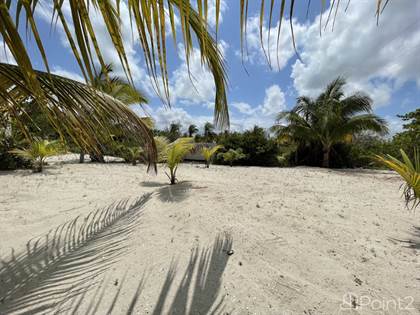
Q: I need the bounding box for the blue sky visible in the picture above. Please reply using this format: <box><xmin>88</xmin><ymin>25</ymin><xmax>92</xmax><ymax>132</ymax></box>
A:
<box><xmin>2</xmin><ymin>1</ymin><xmax>419</xmax><ymax>134</ymax></box>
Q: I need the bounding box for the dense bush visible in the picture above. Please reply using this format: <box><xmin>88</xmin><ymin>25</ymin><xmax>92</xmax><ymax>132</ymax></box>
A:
<box><xmin>214</xmin><ymin>126</ymin><xmax>280</xmax><ymax>166</ymax></box>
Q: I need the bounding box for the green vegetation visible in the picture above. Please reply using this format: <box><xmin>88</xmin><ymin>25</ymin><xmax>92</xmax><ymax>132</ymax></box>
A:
<box><xmin>121</xmin><ymin>146</ymin><xmax>144</xmax><ymax>166</ymax></box>
<box><xmin>216</xmin><ymin>127</ymin><xmax>280</xmax><ymax>166</ymax></box>
<box><xmin>219</xmin><ymin>149</ymin><xmax>246</xmax><ymax>167</ymax></box>
<box><xmin>10</xmin><ymin>138</ymin><xmax>64</xmax><ymax>172</ymax></box>
<box><xmin>272</xmin><ymin>78</ymin><xmax>388</xmax><ymax>168</ymax></box>
<box><xmin>188</xmin><ymin>124</ymin><xmax>199</xmax><ymax>137</ymax></box>
<box><xmin>375</xmin><ymin>149</ymin><xmax>419</xmax><ymax>209</ymax></box>
<box><xmin>154</xmin><ymin>136</ymin><xmax>170</xmax><ymax>163</ymax></box>
<box><xmin>165</xmin><ymin>138</ymin><xmax>194</xmax><ymax>185</ymax></box>
<box><xmin>201</xmin><ymin>145</ymin><xmax>223</xmax><ymax>168</ymax></box>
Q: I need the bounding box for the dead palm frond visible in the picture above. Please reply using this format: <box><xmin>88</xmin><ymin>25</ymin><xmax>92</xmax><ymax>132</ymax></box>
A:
<box><xmin>0</xmin><ymin>193</ymin><xmax>152</xmax><ymax>315</ymax></box>
<box><xmin>375</xmin><ymin>149</ymin><xmax>420</xmax><ymax>209</ymax></box>
<box><xmin>0</xmin><ymin>63</ymin><xmax>157</xmax><ymax>168</ymax></box>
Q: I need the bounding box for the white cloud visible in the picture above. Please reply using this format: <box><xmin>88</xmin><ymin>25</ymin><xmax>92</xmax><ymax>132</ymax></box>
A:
<box><xmin>206</xmin><ymin>0</ymin><xmax>228</xmax><ymax>28</ymax></box>
<box><xmin>260</xmin><ymin>84</ymin><xmax>286</xmax><ymax>115</ymax></box>
<box><xmin>237</xmin><ymin>16</ymin><xmax>305</xmax><ymax>71</ymax></box>
<box><xmin>291</xmin><ymin>1</ymin><xmax>420</xmax><ymax>108</ymax></box>
<box><xmin>51</xmin><ymin>66</ymin><xmax>84</xmax><ymax>82</ymax></box>
<box><xmin>231</xmin><ymin>102</ymin><xmax>256</xmax><ymax>115</ymax></box>
<box><xmin>384</xmin><ymin>115</ymin><xmax>404</xmax><ymax>136</ymax></box>
<box><xmin>149</xmin><ymin>106</ymin><xmax>213</xmax><ymax>132</ymax></box>
<box><xmin>229</xmin><ymin>84</ymin><xmax>287</xmax><ymax>131</ymax></box>
<box><xmin>0</xmin><ymin>41</ymin><xmax>16</xmax><ymax>65</ymax></box>
<box><xmin>171</xmin><ymin>41</ymin><xmax>228</xmax><ymax>105</ymax></box>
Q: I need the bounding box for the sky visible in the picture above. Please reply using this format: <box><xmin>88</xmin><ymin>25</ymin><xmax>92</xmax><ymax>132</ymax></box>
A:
<box><xmin>1</xmin><ymin>0</ymin><xmax>420</xmax><ymax>135</ymax></box>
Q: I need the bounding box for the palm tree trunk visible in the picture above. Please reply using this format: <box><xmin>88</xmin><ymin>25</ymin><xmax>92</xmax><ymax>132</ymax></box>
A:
<box><xmin>322</xmin><ymin>146</ymin><xmax>330</xmax><ymax>168</ymax></box>
<box><xmin>170</xmin><ymin>168</ymin><xmax>176</xmax><ymax>185</ymax></box>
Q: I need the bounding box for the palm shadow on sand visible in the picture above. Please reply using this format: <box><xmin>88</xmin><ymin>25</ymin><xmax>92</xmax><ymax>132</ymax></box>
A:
<box><xmin>390</xmin><ymin>225</ymin><xmax>420</xmax><ymax>250</ymax></box>
<box><xmin>0</xmin><ymin>193</ymin><xmax>152</xmax><ymax>314</ymax></box>
<box><xmin>63</xmin><ymin>233</ymin><xmax>233</xmax><ymax>315</ymax></box>
<box><xmin>0</xmin><ymin>192</ymin><xmax>232</xmax><ymax>315</ymax></box>
<box><xmin>156</xmin><ymin>181</ymin><xmax>194</xmax><ymax>203</ymax></box>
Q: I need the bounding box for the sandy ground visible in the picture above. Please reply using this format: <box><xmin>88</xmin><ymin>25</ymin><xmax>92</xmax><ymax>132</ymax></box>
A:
<box><xmin>0</xmin><ymin>154</ymin><xmax>419</xmax><ymax>315</ymax></box>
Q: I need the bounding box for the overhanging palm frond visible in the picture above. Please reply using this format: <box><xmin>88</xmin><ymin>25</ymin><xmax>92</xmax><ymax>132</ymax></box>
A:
<box><xmin>239</xmin><ymin>1</ymin><xmax>390</xmax><ymax>69</ymax></box>
<box><xmin>375</xmin><ymin>149</ymin><xmax>420</xmax><ymax>209</ymax></box>
<box><xmin>3</xmin><ymin>0</ymin><xmax>229</xmax><ymax>128</ymax></box>
<box><xmin>0</xmin><ymin>63</ymin><xmax>157</xmax><ymax>166</ymax></box>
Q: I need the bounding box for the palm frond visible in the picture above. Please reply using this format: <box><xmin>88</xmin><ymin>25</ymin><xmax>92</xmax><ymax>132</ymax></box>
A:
<box><xmin>166</xmin><ymin>137</ymin><xmax>194</xmax><ymax>170</ymax></box>
<box><xmin>0</xmin><ymin>63</ymin><xmax>157</xmax><ymax>166</ymax></box>
<box><xmin>201</xmin><ymin>144</ymin><xmax>223</xmax><ymax>166</ymax></box>
<box><xmin>375</xmin><ymin>149</ymin><xmax>420</xmax><ymax>209</ymax></box>
<box><xmin>339</xmin><ymin>114</ymin><xmax>389</xmax><ymax>138</ymax></box>
<box><xmin>154</xmin><ymin>136</ymin><xmax>170</xmax><ymax>163</ymax></box>
<box><xmin>239</xmin><ymin>1</ymin><xmax>390</xmax><ymax>69</ymax></box>
<box><xmin>5</xmin><ymin>0</ymin><xmax>229</xmax><ymax>129</ymax></box>
<box><xmin>165</xmin><ymin>137</ymin><xmax>194</xmax><ymax>184</ymax></box>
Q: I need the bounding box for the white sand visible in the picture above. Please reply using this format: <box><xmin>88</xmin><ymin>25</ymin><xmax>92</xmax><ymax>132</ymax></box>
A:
<box><xmin>0</xmin><ymin>155</ymin><xmax>419</xmax><ymax>314</ymax></box>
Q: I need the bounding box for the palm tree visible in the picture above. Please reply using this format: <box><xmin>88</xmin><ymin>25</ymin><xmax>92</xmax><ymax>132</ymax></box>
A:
<box><xmin>188</xmin><ymin>124</ymin><xmax>199</xmax><ymax>137</ymax></box>
<box><xmin>272</xmin><ymin>78</ymin><xmax>388</xmax><ymax>168</ymax></box>
<box><xmin>167</xmin><ymin>123</ymin><xmax>181</xmax><ymax>142</ymax></box>
<box><xmin>375</xmin><ymin>149</ymin><xmax>419</xmax><ymax>209</ymax></box>
<box><xmin>204</xmin><ymin>122</ymin><xmax>216</xmax><ymax>141</ymax></box>
<box><xmin>86</xmin><ymin>64</ymin><xmax>148</xmax><ymax>162</ymax></box>
<box><xmin>165</xmin><ymin>138</ymin><xmax>194</xmax><ymax>185</ymax></box>
<box><xmin>92</xmin><ymin>64</ymin><xmax>148</xmax><ymax>105</ymax></box>
<box><xmin>10</xmin><ymin>138</ymin><xmax>64</xmax><ymax>172</ymax></box>
<box><xmin>201</xmin><ymin>145</ymin><xmax>223</xmax><ymax>168</ymax></box>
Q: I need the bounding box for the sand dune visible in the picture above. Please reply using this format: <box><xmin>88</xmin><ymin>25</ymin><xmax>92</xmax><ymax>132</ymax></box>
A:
<box><xmin>0</xmin><ymin>155</ymin><xmax>419</xmax><ymax>314</ymax></box>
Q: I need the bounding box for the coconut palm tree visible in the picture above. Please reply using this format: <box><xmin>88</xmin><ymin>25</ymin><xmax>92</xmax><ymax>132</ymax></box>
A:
<box><xmin>167</xmin><ymin>123</ymin><xmax>181</xmax><ymax>142</ymax></box>
<box><xmin>92</xmin><ymin>64</ymin><xmax>148</xmax><ymax>105</ymax></box>
<box><xmin>201</xmin><ymin>145</ymin><xmax>223</xmax><ymax>168</ymax></box>
<box><xmin>272</xmin><ymin>78</ymin><xmax>388</xmax><ymax>168</ymax></box>
<box><xmin>165</xmin><ymin>138</ymin><xmax>194</xmax><ymax>185</ymax></box>
<box><xmin>375</xmin><ymin>149</ymin><xmax>419</xmax><ymax>209</ymax></box>
<box><xmin>86</xmin><ymin>64</ymin><xmax>148</xmax><ymax>162</ymax></box>
<box><xmin>188</xmin><ymin>124</ymin><xmax>199</xmax><ymax>137</ymax></box>
<box><xmin>10</xmin><ymin>138</ymin><xmax>64</xmax><ymax>172</ymax></box>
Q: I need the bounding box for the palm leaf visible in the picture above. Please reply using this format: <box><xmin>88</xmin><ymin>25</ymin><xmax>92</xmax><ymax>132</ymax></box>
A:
<box><xmin>5</xmin><ymin>0</ymin><xmax>229</xmax><ymax>129</ymax></box>
<box><xmin>0</xmin><ymin>63</ymin><xmax>157</xmax><ymax>167</ymax></box>
<box><xmin>201</xmin><ymin>144</ymin><xmax>223</xmax><ymax>166</ymax></box>
<box><xmin>375</xmin><ymin>149</ymin><xmax>420</xmax><ymax>209</ymax></box>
